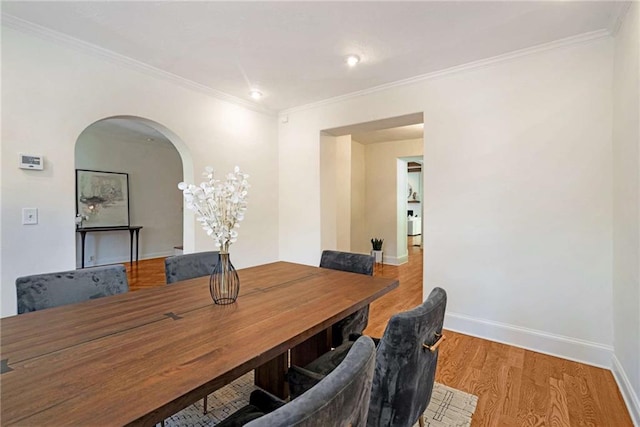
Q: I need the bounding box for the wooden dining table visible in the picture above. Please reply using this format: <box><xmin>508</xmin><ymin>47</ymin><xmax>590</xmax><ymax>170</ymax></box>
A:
<box><xmin>0</xmin><ymin>261</ymin><xmax>398</xmax><ymax>426</ymax></box>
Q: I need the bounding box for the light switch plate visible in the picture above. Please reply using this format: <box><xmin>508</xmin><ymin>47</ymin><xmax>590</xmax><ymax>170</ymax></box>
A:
<box><xmin>22</xmin><ymin>208</ymin><xmax>38</xmax><ymax>225</ymax></box>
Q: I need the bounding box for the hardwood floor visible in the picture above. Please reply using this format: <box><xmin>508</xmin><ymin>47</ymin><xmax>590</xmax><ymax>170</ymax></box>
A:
<box><xmin>123</xmin><ymin>243</ymin><xmax>632</xmax><ymax>426</ymax></box>
<box><xmin>126</xmin><ymin>256</ymin><xmax>166</xmax><ymax>290</ymax></box>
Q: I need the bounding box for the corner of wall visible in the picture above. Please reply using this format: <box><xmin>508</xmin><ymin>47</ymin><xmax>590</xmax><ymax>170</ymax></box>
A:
<box><xmin>612</xmin><ymin>355</ymin><xmax>640</xmax><ymax>426</ymax></box>
<box><xmin>383</xmin><ymin>254</ymin><xmax>408</xmax><ymax>266</ymax></box>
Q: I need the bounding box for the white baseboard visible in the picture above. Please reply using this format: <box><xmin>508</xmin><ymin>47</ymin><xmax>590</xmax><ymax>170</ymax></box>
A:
<box><xmin>139</xmin><ymin>250</ymin><xmax>175</xmax><ymax>260</ymax></box>
<box><xmin>350</xmin><ymin>251</ymin><xmax>407</xmax><ymax>266</ymax></box>
<box><xmin>384</xmin><ymin>254</ymin><xmax>408</xmax><ymax>266</ymax></box>
<box><xmin>612</xmin><ymin>355</ymin><xmax>640</xmax><ymax>426</ymax></box>
<box><xmin>445</xmin><ymin>312</ymin><xmax>613</xmax><ymax>369</ymax></box>
<box><xmin>79</xmin><ymin>251</ymin><xmax>174</xmax><ymax>268</ymax></box>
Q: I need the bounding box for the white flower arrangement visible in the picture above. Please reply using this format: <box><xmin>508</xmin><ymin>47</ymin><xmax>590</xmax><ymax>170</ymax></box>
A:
<box><xmin>75</xmin><ymin>213</ymin><xmax>89</xmax><ymax>227</ymax></box>
<box><xmin>178</xmin><ymin>166</ymin><xmax>249</xmax><ymax>253</ymax></box>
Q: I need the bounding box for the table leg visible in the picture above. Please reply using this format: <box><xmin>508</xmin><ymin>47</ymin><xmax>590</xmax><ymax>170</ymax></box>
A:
<box><xmin>255</xmin><ymin>351</ymin><xmax>288</xmax><ymax>399</ymax></box>
<box><xmin>135</xmin><ymin>229</ymin><xmax>140</xmax><ymax>263</ymax></box>
<box><xmin>290</xmin><ymin>327</ymin><xmax>332</xmax><ymax>368</ymax></box>
<box><xmin>129</xmin><ymin>229</ymin><xmax>134</xmax><ymax>265</ymax></box>
<box><xmin>80</xmin><ymin>231</ymin><xmax>87</xmax><ymax>269</ymax></box>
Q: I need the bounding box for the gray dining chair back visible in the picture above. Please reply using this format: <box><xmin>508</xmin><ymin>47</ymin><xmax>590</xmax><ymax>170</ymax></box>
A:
<box><xmin>217</xmin><ymin>336</ymin><xmax>376</xmax><ymax>427</ymax></box>
<box><xmin>320</xmin><ymin>249</ymin><xmax>374</xmax><ymax>275</ymax></box>
<box><xmin>16</xmin><ymin>265</ymin><xmax>129</xmax><ymax>314</ymax></box>
<box><xmin>164</xmin><ymin>251</ymin><xmax>219</xmax><ymax>284</ymax></box>
<box><xmin>320</xmin><ymin>250</ymin><xmax>375</xmax><ymax>347</ymax></box>
<box><xmin>286</xmin><ymin>287</ymin><xmax>447</xmax><ymax>427</ymax></box>
<box><xmin>367</xmin><ymin>287</ymin><xmax>447</xmax><ymax>427</ymax></box>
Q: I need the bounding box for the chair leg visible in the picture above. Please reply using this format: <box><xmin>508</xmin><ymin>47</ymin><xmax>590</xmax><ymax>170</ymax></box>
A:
<box><xmin>203</xmin><ymin>396</ymin><xmax>208</xmax><ymax>414</ymax></box>
<box><xmin>161</xmin><ymin>421</ymin><xmax>165</xmax><ymax>427</ymax></box>
<box><xmin>418</xmin><ymin>415</ymin><xmax>425</xmax><ymax>427</ymax></box>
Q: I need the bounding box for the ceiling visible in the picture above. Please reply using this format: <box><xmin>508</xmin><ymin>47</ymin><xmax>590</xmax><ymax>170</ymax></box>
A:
<box><xmin>352</xmin><ymin>124</ymin><xmax>424</xmax><ymax>145</ymax></box>
<box><xmin>325</xmin><ymin>112</ymin><xmax>424</xmax><ymax>144</ymax></box>
<box><xmin>2</xmin><ymin>1</ymin><xmax>627</xmax><ymax>113</ymax></box>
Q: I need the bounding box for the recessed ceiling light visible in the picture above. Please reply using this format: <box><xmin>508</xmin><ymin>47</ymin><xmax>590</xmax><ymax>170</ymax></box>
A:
<box><xmin>346</xmin><ymin>55</ymin><xmax>360</xmax><ymax>67</ymax></box>
<box><xmin>250</xmin><ymin>90</ymin><xmax>263</xmax><ymax>100</ymax></box>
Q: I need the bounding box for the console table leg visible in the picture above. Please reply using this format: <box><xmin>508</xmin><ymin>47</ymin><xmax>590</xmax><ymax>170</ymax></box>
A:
<box><xmin>80</xmin><ymin>231</ymin><xmax>87</xmax><ymax>269</ymax></box>
<box><xmin>135</xmin><ymin>230</ymin><xmax>140</xmax><ymax>263</ymax></box>
<box><xmin>129</xmin><ymin>230</ymin><xmax>134</xmax><ymax>265</ymax></box>
<box><xmin>76</xmin><ymin>227</ymin><xmax>142</xmax><ymax>268</ymax></box>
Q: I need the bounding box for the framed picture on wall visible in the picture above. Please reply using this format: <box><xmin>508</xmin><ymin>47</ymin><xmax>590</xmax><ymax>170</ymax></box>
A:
<box><xmin>76</xmin><ymin>169</ymin><xmax>130</xmax><ymax>228</ymax></box>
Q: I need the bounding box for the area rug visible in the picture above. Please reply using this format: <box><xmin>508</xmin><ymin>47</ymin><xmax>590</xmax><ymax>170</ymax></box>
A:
<box><xmin>165</xmin><ymin>372</ymin><xmax>478</xmax><ymax>427</ymax></box>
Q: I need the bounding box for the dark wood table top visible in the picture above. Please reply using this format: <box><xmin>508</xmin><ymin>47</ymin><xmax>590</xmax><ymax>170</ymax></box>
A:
<box><xmin>0</xmin><ymin>261</ymin><xmax>398</xmax><ymax>426</ymax></box>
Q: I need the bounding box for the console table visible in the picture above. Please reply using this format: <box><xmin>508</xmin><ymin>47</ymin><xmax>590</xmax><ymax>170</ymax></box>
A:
<box><xmin>76</xmin><ymin>226</ymin><xmax>143</xmax><ymax>268</ymax></box>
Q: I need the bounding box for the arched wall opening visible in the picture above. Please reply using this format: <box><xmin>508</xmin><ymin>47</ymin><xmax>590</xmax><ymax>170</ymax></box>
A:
<box><xmin>74</xmin><ymin>115</ymin><xmax>195</xmax><ymax>268</ymax></box>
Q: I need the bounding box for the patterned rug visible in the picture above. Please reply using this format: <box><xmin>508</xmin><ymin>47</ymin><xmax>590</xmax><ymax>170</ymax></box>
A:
<box><xmin>165</xmin><ymin>372</ymin><xmax>478</xmax><ymax>427</ymax></box>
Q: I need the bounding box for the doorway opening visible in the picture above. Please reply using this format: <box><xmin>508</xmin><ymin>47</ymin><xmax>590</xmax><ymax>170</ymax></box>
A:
<box><xmin>402</xmin><ymin>156</ymin><xmax>424</xmax><ymax>249</ymax></box>
<box><xmin>74</xmin><ymin>116</ymin><xmax>193</xmax><ymax>268</ymax></box>
<box><xmin>319</xmin><ymin>112</ymin><xmax>424</xmax><ymax>268</ymax></box>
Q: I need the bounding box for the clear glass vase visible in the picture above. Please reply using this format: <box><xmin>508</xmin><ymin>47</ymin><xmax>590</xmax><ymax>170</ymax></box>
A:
<box><xmin>209</xmin><ymin>252</ymin><xmax>240</xmax><ymax>304</ymax></box>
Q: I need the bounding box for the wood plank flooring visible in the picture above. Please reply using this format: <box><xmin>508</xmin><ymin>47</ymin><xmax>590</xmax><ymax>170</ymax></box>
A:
<box><xmin>123</xmin><ymin>244</ymin><xmax>632</xmax><ymax>426</ymax></box>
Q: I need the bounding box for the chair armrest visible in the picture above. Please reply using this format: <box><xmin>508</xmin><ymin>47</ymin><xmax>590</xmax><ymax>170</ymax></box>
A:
<box><xmin>422</xmin><ymin>333</ymin><xmax>446</xmax><ymax>352</ymax></box>
<box><xmin>215</xmin><ymin>404</ymin><xmax>264</xmax><ymax>427</ymax></box>
<box><xmin>249</xmin><ymin>389</ymin><xmax>286</xmax><ymax>413</ymax></box>
<box><xmin>286</xmin><ymin>365</ymin><xmax>326</xmax><ymax>399</ymax></box>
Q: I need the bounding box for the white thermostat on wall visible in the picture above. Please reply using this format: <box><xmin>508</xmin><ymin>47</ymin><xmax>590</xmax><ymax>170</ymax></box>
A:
<box><xmin>19</xmin><ymin>154</ymin><xmax>44</xmax><ymax>170</ymax></box>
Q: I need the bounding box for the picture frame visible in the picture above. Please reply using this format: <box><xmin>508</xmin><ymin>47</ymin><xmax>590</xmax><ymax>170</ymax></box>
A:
<box><xmin>76</xmin><ymin>169</ymin><xmax>130</xmax><ymax>228</ymax></box>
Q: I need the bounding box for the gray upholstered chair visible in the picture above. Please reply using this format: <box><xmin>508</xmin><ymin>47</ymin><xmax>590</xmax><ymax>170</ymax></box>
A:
<box><xmin>319</xmin><ymin>250</ymin><xmax>375</xmax><ymax>347</ymax></box>
<box><xmin>216</xmin><ymin>336</ymin><xmax>377</xmax><ymax>427</ymax></box>
<box><xmin>288</xmin><ymin>287</ymin><xmax>447</xmax><ymax>427</ymax></box>
<box><xmin>16</xmin><ymin>265</ymin><xmax>129</xmax><ymax>314</ymax></box>
<box><xmin>164</xmin><ymin>250</ymin><xmax>219</xmax><ymax>284</ymax></box>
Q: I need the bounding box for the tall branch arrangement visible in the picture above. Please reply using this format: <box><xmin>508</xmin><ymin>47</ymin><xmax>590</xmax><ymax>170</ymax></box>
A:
<box><xmin>178</xmin><ymin>166</ymin><xmax>249</xmax><ymax>253</ymax></box>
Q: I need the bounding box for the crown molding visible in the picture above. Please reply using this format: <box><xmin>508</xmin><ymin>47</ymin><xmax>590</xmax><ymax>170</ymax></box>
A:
<box><xmin>281</xmin><ymin>29</ymin><xmax>611</xmax><ymax>116</ymax></box>
<box><xmin>1</xmin><ymin>13</ymin><xmax>276</xmax><ymax>116</ymax></box>
<box><xmin>607</xmin><ymin>1</ymin><xmax>632</xmax><ymax>36</ymax></box>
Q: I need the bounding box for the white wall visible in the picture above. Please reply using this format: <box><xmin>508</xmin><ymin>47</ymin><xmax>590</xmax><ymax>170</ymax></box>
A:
<box><xmin>320</xmin><ymin>134</ymin><xmax>363</xmax><ymax>254</ymax></box>
<box><xmin>612</xmin><ymin>3</ymin><xmax>640</xmax><ymax>424</ymax></box>
<box><xmin>75</xmin><ymin>125</ymin><xmax>183</xmax><ymax>266</ymax></box>
<box><xmin>350</xmin><ymin>140</ymin><xmax>367</xmax><ymax>254</ymax></box>
<box><xmin>364</xmin><ymin>139</ymin><xmax>423</xmax><ymax>264</ymax></box>
<box><xmin>335</xmin><ymin>136</ymin><xmax>352</xmax><ymax>251</ymax></box>
<box><xmin>1</xmin><ymin>26</ymin><xmax>279</xmax><ymax>317</ymax></box>
<box><xmin>319</xmin><ymin>133</ymin><xmax>337</xmax><ymax>251</ymax></box>
<box><xmin>279</xmin><ymin>37</ymin><xmax>614</xmax><ymax>367</ymax></box>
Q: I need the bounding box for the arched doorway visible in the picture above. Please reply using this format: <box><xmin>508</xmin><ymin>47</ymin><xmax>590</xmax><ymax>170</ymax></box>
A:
<box><xmin>74</xmin><ymin>116</ymin><xmax>193</xmax><ymax>268</ymax></box>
